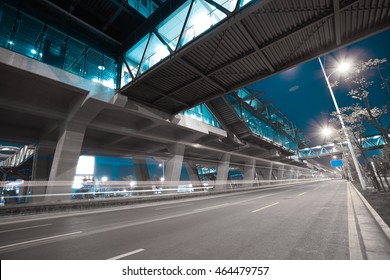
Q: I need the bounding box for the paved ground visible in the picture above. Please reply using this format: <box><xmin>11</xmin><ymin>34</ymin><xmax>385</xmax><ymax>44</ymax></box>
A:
<box><xmin>0</xmin><ymin>180</ymin><xmax>388</xmax><ymax>260</ymax></box>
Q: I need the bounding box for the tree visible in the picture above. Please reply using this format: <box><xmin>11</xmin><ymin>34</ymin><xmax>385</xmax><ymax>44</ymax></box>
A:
<box><xmin>330</xmin><ymin>106</ymin><xmax>383</xmax><ymax>191</ymax></box>
<box><xmin>345</xmin><ymin>58</ymin><xmax>389</xmax><ymax>145</ymax></box>
<box><xmin>330</xmin><ymin>58</ymin><xmax>390</xmax><ymax>191</ymax></box>
<box><xmin>371</xmin><ymin>154</ymin><xmax>390</xmax><ymax>191</ymax></box>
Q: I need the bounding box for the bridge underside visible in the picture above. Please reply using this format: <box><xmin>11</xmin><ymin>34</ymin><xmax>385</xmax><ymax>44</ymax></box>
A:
<box><xmin>121</xmin><ymin>0</ymin><xmax>390</xmax><ymax>114</ymax></box>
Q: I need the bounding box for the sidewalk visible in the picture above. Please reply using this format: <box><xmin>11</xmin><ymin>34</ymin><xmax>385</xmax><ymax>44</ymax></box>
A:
<box><xmin>348</xmin><ymin>182</ymin><xmax>390</xmax><ymax>259</ymax></box>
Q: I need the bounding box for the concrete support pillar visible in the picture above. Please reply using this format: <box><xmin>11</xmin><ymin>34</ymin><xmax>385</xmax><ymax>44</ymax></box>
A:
<box><xmin>262</xmin><ymin>163</ymin><xmax>274</xmax><ymax>183</ymax></box>
<box><xmin>269</xmin><ymin>163</ymin><xmax>274</xmax><ymax>181</ymax></box>
<box><xmin>184</xmin><ymin>162</ymin><xmax>201</xmax><ymax>190</ymax></box>
<box><xmin>133</xmin><ymin>157</ymin><xmax>151</xmax><ymax>195</ymax></box>
<box><xmin>0</xmin><ymin>168</ymin><xmax>7</xmax><ymax>181</ymax></box>
<box><xmin>165</xmin><ymin>144</ymin><xmax>185</xmax><ymax>190</ymax></box>
<box><xmin>258</xmin><ymin>164</ymin><xmax>273</xmax><ymax>184</ymax></box>
<box><xmin>255</xmin><ymin>168</ymin><xmax>265</xmax><ymax>180</ymax></box>
<box><xmin>216</xmin><ymin>153</ymin><xmax>231</xmax><ymax>190</ymax></box>
<box><xmin>31</xmin><ymin>139</ymin><xmax>56</xmax><ymax>202</ymax></box>
<box><xmin>287</xmin><ymin>167</ymin><xmax>295</xmax><ymax>179</ymax></box>
<box><xmin>44</xmin><ymin>97</ymin><xmax>105</xmax><ymax>201</ymax></box>
<box><xmin>45</xmin><ymin>123</ymin><xmax>85</xmax><ymax>202</ymax></box>
<box><xmin>292</xmin><ymin>167</ymin><xmax>298</xmax><ymax>179</ymax></box>
<box><xmin>243</xmin><ymin>158</ymin><xmax>256</xmax><ymax>187</ymax></box>
<box><xmin>294</xmin><ymin>168</ymin><xmax>299</xmax><ymax>179</ymax></box>
<box><xmin>277</xmin><ymin>165</ymin><xmax>285</xmax><ymax>180</ymax></box>
<box><xmin>133</xmin><ymin>158</ymin><xmax>150</xmax><ymax>182</ymax></box>
<box><xmin>295</xmin><ymin>168</ymin><xmax>301</xmax><ymax>179</ymax></box>
<box><xmin>283</xmin><ymin>167</ymin><xmax>290</xmax><ymax>180</ymax></box>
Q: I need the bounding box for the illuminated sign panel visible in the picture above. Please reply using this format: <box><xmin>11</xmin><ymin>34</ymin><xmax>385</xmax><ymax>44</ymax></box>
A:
<box><xmin>330</xmin><ymin>159</ymin><xmax>343</xmax><ymax>167</ymax></box>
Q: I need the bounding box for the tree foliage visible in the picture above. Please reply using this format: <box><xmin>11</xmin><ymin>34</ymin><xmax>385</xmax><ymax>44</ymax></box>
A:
<box><xmin>344</xmin><ymin>58</ymin><xmax>389</xmax><ymax>144</ymax></box>
<box><xmin>330</xmin><ymin>58</ymin><xmax>389</xmax><ymax>191</ymax></box>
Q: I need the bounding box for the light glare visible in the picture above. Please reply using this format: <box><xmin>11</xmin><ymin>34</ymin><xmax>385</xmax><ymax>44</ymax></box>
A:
<box><xmin>337</xmin><ymin>62</ymin><xmax>351</xmax><ymax>73</ymax></box>
<box><xmin>321</xmin><ymin>127</ymin><xmax>332</xmax><ymax>137</ymax></box>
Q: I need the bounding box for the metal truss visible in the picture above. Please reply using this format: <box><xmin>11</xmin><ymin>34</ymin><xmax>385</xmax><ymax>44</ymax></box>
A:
<box><xmin>298</xmin><ymin>134</ymin><xmax>388</xmax><ymax>159</ymax></box>
<box><xmin>0</xmin><ymin>145</ymin><xmax>36</xmax><ymax>168</ymax></box>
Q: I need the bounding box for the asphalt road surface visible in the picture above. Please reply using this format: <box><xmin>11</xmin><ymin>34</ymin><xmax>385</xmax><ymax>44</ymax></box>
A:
<box><xmin>0</xmin><ymin>180</ymin><xmax>350</xmax><ymax>259</ymax></box>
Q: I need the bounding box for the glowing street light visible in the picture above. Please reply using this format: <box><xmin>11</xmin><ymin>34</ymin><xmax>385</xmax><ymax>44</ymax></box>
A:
<box><xmin>336</xmin><ymin>62</ymin><xmax>351</xmax><ymax>73</ymax></box>
<box><xmin>318</xmin><ymin>57</ymin><xmax>366</xmax><ymax>190</ymax></box>
<box><xmin>321</xmin><ymin>127</ymin><xmax>332</xmax><ymax>138</ymax></box>
<box><xmin>159</xmin><ymin>160</ymin><xmax>165</xmax><ymax>183</ymax></box>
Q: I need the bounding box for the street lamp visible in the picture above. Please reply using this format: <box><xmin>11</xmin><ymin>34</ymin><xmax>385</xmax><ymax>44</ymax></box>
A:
<box><xmin>159</xmin><ymin>160</ymin><xmax>165</xmax><ymax>182</ymax></box>
<box><xmin>321</xmin><ymin>126</ymin><xmax>332</xmax><ymax>139</ymax></box>
<box><xmin>318</xmin><ymin>57</ymin><xmax>367</xmax><ymax>190</ymax></box>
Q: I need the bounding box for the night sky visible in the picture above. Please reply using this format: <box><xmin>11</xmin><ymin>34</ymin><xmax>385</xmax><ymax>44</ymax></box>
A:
<box><xmin>252</xmin><ymin>29</ymin><xmax>390</xmax><ymax>147</ymax></box>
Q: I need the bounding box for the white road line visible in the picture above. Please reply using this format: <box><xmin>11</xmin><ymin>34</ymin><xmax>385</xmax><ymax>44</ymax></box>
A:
<box><xmin>237</xmin><ymin>189</ymin><xmax>290</xmax><ymax>205</ymax></box>
<box><xmin>155</xmin><ymin>203</ymin><xmax>194</xmax><ymax>210</ymax></box>
<box><xmin>108</xmin><ymin>248</ymin><xmax>145</xmax><ymax>260</ymax></box>
<box><xmin>252</xmin><ymin>202</ymin><xmax>280</xmax><ymax>213</ymax></box>
<box><xmin>0</xmin><ymin>223</ymin><xmax>52</xmax><ymax>234</ymax></box>
<box><xmin>0</xmin><ymin>231</ymin><xmax>82</xmax><ymax>250</ymax></box>
<box><xmin>193</xmin><ymin>203</ymin><xmax>230</xmax><ymax>213</ymax></box>
<box><xmin>297</xmin><ymin>192</ymin><xmax>307</xmax><ymax>196</ymax></box>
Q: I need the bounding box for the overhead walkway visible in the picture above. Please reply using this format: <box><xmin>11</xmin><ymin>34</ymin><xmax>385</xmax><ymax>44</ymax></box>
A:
<box><xmin>208</xmin><ymin>96</ymin><xmax>250</xmax><ymax>146</ymax></box>
<box><xmin>299</xmin><ymin>134</ymin><xmax>389</xmax><ymax>159</ymax></box>
<box><xmin>207</xmin><ymin>87</ymin><xmax>305</xmax><ymax>157</ymax></box>
<box><xmin>0</xmin><ymin>145</ymin><xmax>35</xmax><ymax>168</ymax></box>
<box><xmin>119</xmin><ymin>0</ymin><xmax>390</xmax><ymax>113</ymax></box>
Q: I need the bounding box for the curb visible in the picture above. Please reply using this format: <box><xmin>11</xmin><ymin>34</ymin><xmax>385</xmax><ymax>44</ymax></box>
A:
<box><xmin>350</xmin><ymin>182</ymin><xmax>390</xmax><ymax>240</ymax></box>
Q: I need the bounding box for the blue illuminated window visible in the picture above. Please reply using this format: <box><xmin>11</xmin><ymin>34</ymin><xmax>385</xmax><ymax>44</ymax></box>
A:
<box><xmin>140</xmin><ymin>33</ymin><xmax>170</xmax><ymax>74</ymax></box>
<box><xmin>213</xmin><ymin>0</ymin><xmax>238</xmax><ymax>12</ymax></box>
<box><xmin>121</xmin><ymin>62</ymin><xmax>132</xmax><ymax>86</ymax></box>
<box><xmin>179</xmin><ymin>0</ymin><xmax>227</xmax><ymax>48</ymax></box>
<box><xmin>239</xmin><ymin>0</ymin><xmax>255</xmax><ymax>7</ymax></box>
<box><xmin>124</xmin><ymin>34</ymin><xmax>150</xmax><ymax>78</ymax></box>
<box><xmin>156</xmin><ymin>1</ymin><xmax>191</xmax><ymax>51</ymax></box>
<box><xmin>181</xmin><ymin>104</ymin><xmax>222</xmax><ymax>129</ymax></box>
<box><xmin>127</xmin><ymin>0</ymin><xmax>159</xmax><ymax>18</ymax></box>
<box><xmin>0</xmin><ymin>6</ymin><xmax>117</xmax><ymax>89</ymax></box>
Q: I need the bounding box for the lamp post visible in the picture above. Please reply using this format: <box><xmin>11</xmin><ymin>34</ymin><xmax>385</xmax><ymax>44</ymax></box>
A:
<box><xmin>318</xmin><ymin>57</ymin><xmax>367</xmax><ymax>190</ymax></box>
<box><xmin>159</xmin><ymin>160</ymin><xmax>165</xmax><ymax>182</ymax></box>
